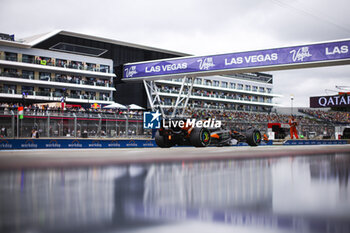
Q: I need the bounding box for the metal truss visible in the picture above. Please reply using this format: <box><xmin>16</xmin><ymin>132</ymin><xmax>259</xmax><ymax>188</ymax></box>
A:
<box><xmin>172</xmin><ymin>77</ymin><xmax>195</xmax><ymax>117</ymax></box>
<box><xmin>143</xmin><ymin>80</ymin><xmax>165</xmax><ymax>117</ymax></box>
<box><xmin>143</xmin><ymin>77</ymin><xmax>195</xmax><ymax>118</ymax></box>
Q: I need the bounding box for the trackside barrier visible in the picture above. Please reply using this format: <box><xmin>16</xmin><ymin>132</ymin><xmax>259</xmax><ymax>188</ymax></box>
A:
<box><xmin>234</xmin><ymin>140</ymin><xmax>273</xmax><ymax>146</ymax></box>
<box><xmin>0</xmin><ymin>139</ymin><xmax>346</xmax><ymax>150</ymax></box>
<box><xmin>0</xmin><ymin>139</ymin><xmax>157</xmax><ymax>150</ymax></box>
<box><xmin>284</xmin><ymin>139</ymin><xmax>347</xmax><ymax>145</ymax></box>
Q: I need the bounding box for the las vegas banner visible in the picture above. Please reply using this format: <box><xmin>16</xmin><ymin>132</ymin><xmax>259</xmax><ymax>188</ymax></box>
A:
<box><xmin>123</xmin><ymin>39</ymin><xmax>350</xmax><ymax>80</ymax></box>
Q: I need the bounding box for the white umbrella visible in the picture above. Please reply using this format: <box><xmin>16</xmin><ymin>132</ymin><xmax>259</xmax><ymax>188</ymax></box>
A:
<box><xmin>103</xmin><ymin>102</ymin><xmax>127</xmax><ymax>109</ymax></box>
<box><xmin>128</xmin><ymin>104</ymin><xmax>145</xmax><ymax>110</ymax></box>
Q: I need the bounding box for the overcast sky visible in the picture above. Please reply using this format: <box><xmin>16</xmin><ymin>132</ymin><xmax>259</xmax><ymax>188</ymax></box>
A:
<box><xmin>1</xmin><ymin>0</ymin><xmax>350</xmax><ymax>107</ymax></box>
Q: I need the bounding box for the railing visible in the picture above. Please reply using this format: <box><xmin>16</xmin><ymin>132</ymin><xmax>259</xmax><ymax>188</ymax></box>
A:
<box><xmin>22</xmin><ymin>57</ymin><xmax>35</xmax><ymax>64</ymax></box>
<box><xmin>156</xmin><ymin>90</ymin><xmax>273</xmax><ymax>104</ymax></box>
<box><xmin>0</xmin><ymin>107</ymin><xmax>337</xmax><ymax>140</ymax></box>
<box><xmin>0</xmin><ymin>55</ymin><xmax>112</xmax><ymax>74</ymax></box>
<box><xmin>159</xmin><ymin>80</ymin><xmax>272</xmax><ymax>94</ymax></box>
<box><xmin>0</xmin><ymin>88</ymin><xmax>113</xmax><ymax>101</ymax></box>
<box><xmin>0</xmin><ymin>109</ymin><xmax>146</xmax><ymax>139</ymax></box>
<box><xmin>0</xmin><ymin>88</ymin><xmax>16</xmax><ymax>94</ymax></box>
<box><xmin>36</xmin><ymin>91</ymin><xmax>51</xmax><ymax>97</ymax></box>
<box><xmin>0</xmin><ymin>72</ymin><xmax>112</xmax><ymax>88</ymax></box>
<box><xmin>5</xmin><ymin>56</ymin><xmax>17</xmax><ymax>61</ymax></box>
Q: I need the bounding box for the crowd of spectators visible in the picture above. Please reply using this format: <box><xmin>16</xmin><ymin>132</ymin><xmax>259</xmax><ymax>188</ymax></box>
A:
<box><xmin>0</xmin><ymin>103</ymin><xmax>143</xmax><ymax>118</ymax></box>
<box><xmin>2</xmin><ymin>102</ymin><xmax>349</xmax><ymax>125</ymax></box>
<box><xmin>160</xmin><ymin>86</ymin><xmax>265</xmax><ymax>103</ymax></box>
<box><xmin>186</xmin><ymin>109</ymin><xmax>319</xmax><ymax>125</ymax></box>
<box><xmin>300</xmin><ymin>109</ymin><xmax>350</xmax><ymax>124</ymax></box>
<box><xmin>35</xmin><ymin>57</ymin><xmax>109</xmax><ymax>73</ymax></box>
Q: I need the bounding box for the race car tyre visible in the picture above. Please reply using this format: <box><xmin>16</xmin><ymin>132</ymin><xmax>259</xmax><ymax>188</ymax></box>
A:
<box><xmin>245</xmin><ymin>128</ymin><xmax>261</xmax><ymax>147</ymax></box>
<box><xmin>190</xmin><ymin>127</ymin><xmax>211</xmax><ymax>147</ymax></box>
<box><xmin>155</xmin><ymin>130</ymin><xmax>173</xmax><ymax>148</ymax></box>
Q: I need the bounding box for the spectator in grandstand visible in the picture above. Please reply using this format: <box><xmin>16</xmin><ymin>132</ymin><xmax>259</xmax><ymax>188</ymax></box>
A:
<box><xmin>0</xmin><ymin>126</ymin><xmax>7</xmax><ymax>137</ymax></box>
<box><xmin>31</xmin><ymin>129</ymin><xmax>37</xmax><ymax>138</ymax></box>
<box><xmin>288</xmin><ymin>115</ymin><xmax>299</xmax><ymax>139</ymax></box>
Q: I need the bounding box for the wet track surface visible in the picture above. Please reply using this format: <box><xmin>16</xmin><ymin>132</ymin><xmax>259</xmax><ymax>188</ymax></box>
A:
<box><xmin>0</xmin><ymin>151</ymin><xmax>350</xmax><ymax>233</ymax></box>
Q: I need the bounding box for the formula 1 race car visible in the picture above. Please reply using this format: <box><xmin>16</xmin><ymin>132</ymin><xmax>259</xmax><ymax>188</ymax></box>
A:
<box><xmin>154</xmin><ymin>118</ymin><xmax>261</xmax><ymax>148</ymax></box>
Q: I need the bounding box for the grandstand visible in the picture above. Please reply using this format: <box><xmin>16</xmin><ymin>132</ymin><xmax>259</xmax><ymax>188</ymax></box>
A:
<box><xmin>0</xmin><ymin>102</ymin><xmax>339</xmax><ymax>140</ymax></box>
<box><xmin>0</xmin><ymin>30</ymin><xmax>279</xmax><ymax>112</ymax></box>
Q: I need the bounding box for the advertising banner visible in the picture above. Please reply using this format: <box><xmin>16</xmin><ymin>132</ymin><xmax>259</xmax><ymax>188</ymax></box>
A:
<box><xmin>310</xmin><ymin>94</ymin><xmax>350</xmax><ymax>108</ymax></box>
<box><xmin>284</xmin><ymin>139</ymin><xmax>347</xmax><ymax>145</ymax></box>
<box><xmin>0</xmin><ymin>139</ymin><xmax>157</xmax><ymax>150</ymax></box>
<box><xmin>123</xmin><ymin>39</ymin><xmax>350</xmax><ymax>80</ymax></box>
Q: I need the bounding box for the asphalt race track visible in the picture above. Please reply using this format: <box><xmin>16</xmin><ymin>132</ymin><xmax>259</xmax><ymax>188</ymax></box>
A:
<box><xmin>1</xmin><ymin>144</ymin><xmax>350</xmax><ymax>169</ymax></box>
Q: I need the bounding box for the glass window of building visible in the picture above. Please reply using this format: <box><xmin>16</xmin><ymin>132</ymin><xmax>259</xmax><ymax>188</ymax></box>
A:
<box><xmin>21</xmin><ymin>86</ymin><xmax>34</xmax><ymax>95</ymax></box>
<box><xmin>69</xmin><ymin>60</ymin><xmax>83</xmax><ymax>70</ymax></box>
<box><xmin>96</xmin><ymin>79</ymin><xmax>105</xmax><ymax>86</ymax></box>
<box><xmin>39</xmin><ymin>72</ymin><xmax>51</xmax><ymax>81</ymax></box>
<box><xmin>195</xmin><ymin>78</ymin><xmax>202</xmax><ymax>85</ymax></box>
<box><xmin>221</xmin><ymin>81</ymin><xmax>228</xmax><ymax>88</ymax></box>
<box><xmin>5</xmin><ymin>52</ymin><xmax>17</xmax><ymax>61</ymax></box>
<box><xmin>36</xmin><ymin>56</ymin><xmax>52</xmax><ymax>65</ymax></box>
<box><xmin>205</xmin><ymin>80</ymin><xmax>212</xmax><ymax>86</ymax></box>
<box><xmin>84</xmin><ymin>91</ymin><xmax>96</xmax><ymax>99</ymax></box>
<box><xmin>3</xmin><ymin>68</ymin><xmax>17</xmax><ymax>77</ymax></box>
<box><xmin>22</xmin><ymin>70</ymin><xmax>34</xmax><ymax>80</ymax></box>
<box><xmin>56</xmin><ymin>59</ymin><xmax>68</xmax><ymax>68</ymax></box>
<box><xmin>3</xmin><ymin>84</ymin><xmax>16</xmax><ymax>94</ymax></box>
<box><xmin>69</xmin><ymin>75</ymin><xmax>81</xmax><ymax>84</ymax></box>
<box><xmin>38</xmin><ymin>87</ymin><xmax>51</xmax><ymax>96</ymax></box>
<box><xmin>53</xmin><ymin>89</ymin><xmax>64</xmax><ymax>97</ymax></box>
<box><xmin>70</xmin><ymin>90</ymin><xmax>81</xmax><ymax>98</ymax></box>
<box><xmin>100</xmin><ymin>65</ymin><xmax>110</xmax><ymax>73</ymax></box>
<box><xmin>99</xmin><ymin>92</ymin><xmax>109</xmax><ymax>101</ymax></box>
<box><xmin>22</xmin><ymin>54</ymin><xmax>35</xmax><ymax>64</ymax></box>
<box><xmin>86</xmin><ymin>62</ymin><xmax>97</xmax><ymax>71</ymax></box>
<box><xmin>85</xmin><ymin>77</ymin><xmax>96</xmax><ymax>85</ymax></box>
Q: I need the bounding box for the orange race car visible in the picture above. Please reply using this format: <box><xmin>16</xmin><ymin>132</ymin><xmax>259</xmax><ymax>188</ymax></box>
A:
<box><xmin>155</xmin><ymin>118</ymin><xmax>261</xmax><ymax>148</ymax></box>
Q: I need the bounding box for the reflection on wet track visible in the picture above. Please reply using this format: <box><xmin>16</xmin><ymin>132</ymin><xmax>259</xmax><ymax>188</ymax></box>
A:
<box><xmin>0</xmin><ymin>154</ymin><xmax>349</xmax><ymax>233</ymax></box>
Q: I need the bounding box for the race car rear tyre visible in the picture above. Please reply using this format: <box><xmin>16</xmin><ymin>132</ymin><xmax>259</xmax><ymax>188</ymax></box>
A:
<box><xmin>190</xmin><ymin>127</ymin><xmax>211</xmax><ymax>147</ymax></box>
<box><xmin>245</xmin><ymin>128</ymin><xmax>261</xmax><ymax>147</ymax></box>
<box><xmin>155</xmin><ymin>130</ymin><xmax>173</xmax><ymax>148</ymax></box>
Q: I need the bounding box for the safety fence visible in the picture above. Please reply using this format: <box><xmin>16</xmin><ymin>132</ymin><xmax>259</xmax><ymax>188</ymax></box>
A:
<box><xmin>0</xmin><ymin>110</ymin><xmax>150</xmax><ymax>139</ymax></box>
<box><xmin>0</xmin><ymin>110</ymin><xmax>338</xmax><ymax>140</ymax></box>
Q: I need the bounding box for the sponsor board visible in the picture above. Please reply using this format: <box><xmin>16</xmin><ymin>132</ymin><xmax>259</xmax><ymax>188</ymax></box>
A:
<box><xmin>0</xmin><ymin>139</ymin><xmax>158</xmax><ymax>150</ymax></box>
<box><xmin>0</xmin><ymin>139</ymin><xmax>345</xmax><ymax>149</ymax></box>
<box><xmin>284</xmin><ymin>139</ymin><xmax>347</xmax><ymax>145</ymax></box>
<box><xmin>123</xmin><ymin>40</ymin><xmax>350</xmax><ymax>80</ymax></box>
<box><xmin>310</xmin><ymin>94</ymin><xmax>350</xmax><ymax>108</ymax></box>
<box><xmin>0</xmin><ymin>139</ymin><xmax>12</xmax><ymax>149</ymax></box>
